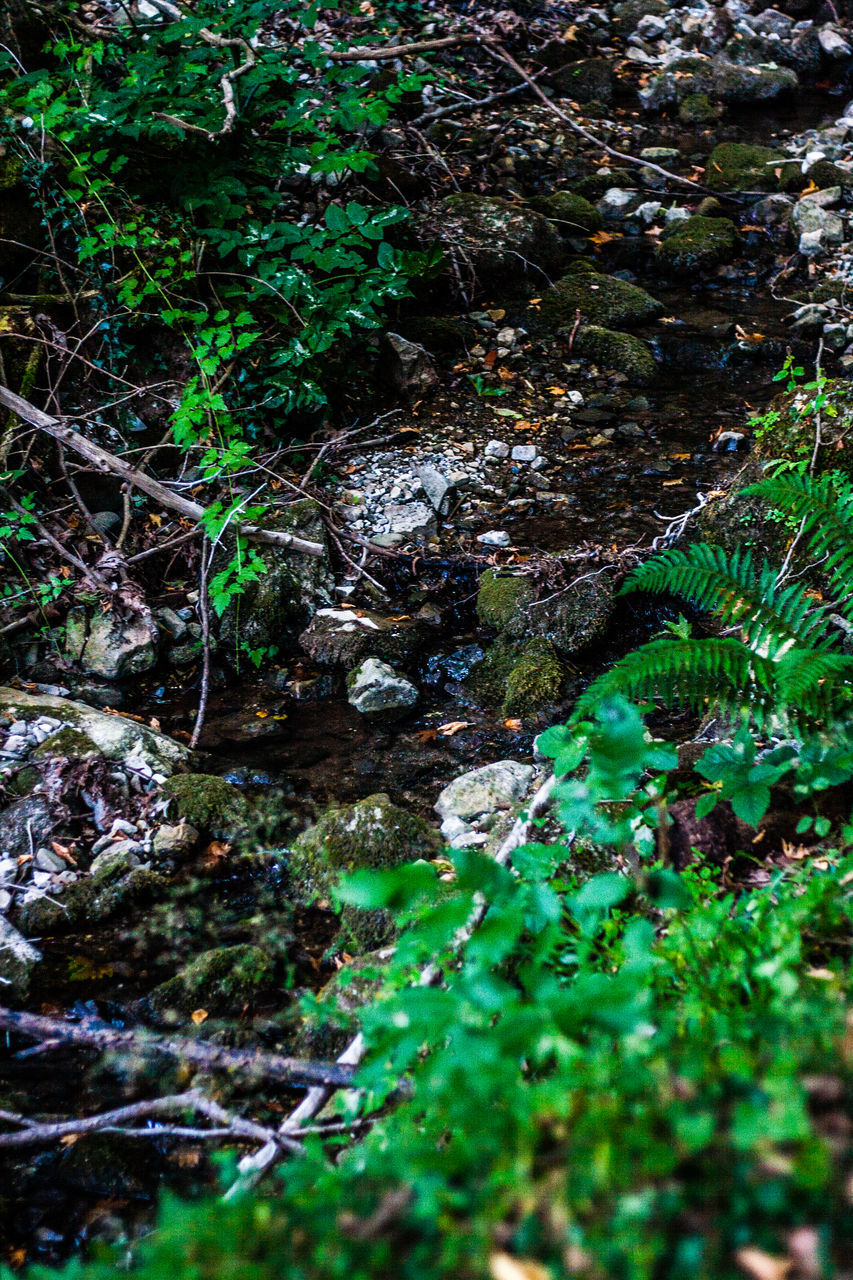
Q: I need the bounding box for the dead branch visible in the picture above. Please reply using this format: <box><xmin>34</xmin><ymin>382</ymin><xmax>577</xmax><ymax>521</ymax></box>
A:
<box><xmin>484</xmin><ymin>43</ymin><xmax>712</xmax><ymax>196</ymax></box>
<box><xmin>0</xmin><ymin>1006</ymin><xmax>358</xmax><ymax>1091</ymax></box>
<box><xmin>0</xmin><ymin>385</ymin><xmax>325</xmax><ymax>558</ymax></box>
<box><xmin>0</xmin><ymin>1089</ymin><xmax>299</xmax><ymax>1153</ymax></box>
<box><xmin>326</xmin><ymin>34</ymin><xmax>478</xmax><ymax>61</ymax></box>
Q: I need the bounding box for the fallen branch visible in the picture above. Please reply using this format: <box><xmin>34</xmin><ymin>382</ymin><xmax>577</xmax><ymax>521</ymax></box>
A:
<box><xmin>326</xmin><ymin>34</ymin><xmax>478</xmax><ymax>62</ymax></box>
<box><xmin>484</xmin><ymin>42</ymin><xmax>712</xmax><ymax>196</ymax></box>
<box><xmin>0</xmin><ymin>1006</ymin><xmax>357</xmax><ymax>1091</ymax></box>
<box><xmin>0</xmin><ymin>1089</ymin><xmax>300</xmax><ymax>1153</ymax></box>
<box><xmin>0</xmin><ymin>385</ymin><xmax>325</xmax><ymax>558</ymax></box>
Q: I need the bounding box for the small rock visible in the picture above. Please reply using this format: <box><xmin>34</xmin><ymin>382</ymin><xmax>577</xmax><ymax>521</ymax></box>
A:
<box><xmin>152</xmin><ymin>822</ymin><xmax>199</xmax><ymax>860</ymax></box>
<box><xmin>435</xmin><ymin>759</ymin><xmax>535</xmax><ymax>824</ymax></box>
<box><xmin>511</xmin><ymin>445</ymin><xmax>538</xmax><ymax>462</ymax></box>
<box><xmin>347</xmin><ymin>657</ymin><xmax>419</xmax><ymax>719</ymax></box>
<box><xmin>0</xmin><ymin>916</ymin><xmax>41</xmax><ymax>1000</ymax></box>
<box><xmin>484</xmin><ymin>440</ymin><xmax>509</xmax><ymax>458</ymax></box>
<box><xmin>383</xmin><ymin>502</ymin><xmax>436</xmax><ymax>539</ymax></box>
<box><xmin>477</xmin><ymin>530</ymin><xmax>512</xmax><ymax>547</ymax></box>
<box><xmin>34</xmin><ymin>848</ymin><xmax>67</xmax><ymax>873</ymax></box>
<box><xmin>819</xmin><ymin>27</ymin><xmax>851</xmax><ymax>59</ymax></box>
<box><xmin>416</xmin><ymin>465</ymin><xmax>455</xmax><ymax>515</ymax></box>
<box><xmin>598</xmin><ymin>187</ymin><xmax>635</xmax><ymax>216</ymax></box>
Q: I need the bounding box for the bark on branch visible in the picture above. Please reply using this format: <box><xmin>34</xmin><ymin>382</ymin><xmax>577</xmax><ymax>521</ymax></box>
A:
<box><xmin>0</xmin><ymin>1006</ymin><xmax>357</xmax><ymax>1091</ymax></box>
<box><xmin>0</xmin><ymin>386</ymin><xmax>325</xmax><ymax>558</ymax></box>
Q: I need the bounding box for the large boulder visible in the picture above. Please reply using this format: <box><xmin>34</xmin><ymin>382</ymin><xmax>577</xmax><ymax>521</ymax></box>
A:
<box><xmin>705</xmin><ymin>143</ymin><xmax>789</xmax><ymax>193</ymax></box>
<box><xmin>573</xmin><ymin>326</ymin><xmax>657</xmax><ymax>386</ymax></box>
<box><xmin>640</xmin><ymin>56</ymin><xmax>798</xmax><ymax>112</ymax></box>
<box><xmin>476</xmin><ymin>569</ymin><xmax>617</xmax><ymax>655</ymax></box>
<box><xmin>147</xmin><ymin>944</ymin><xmax>276</xmax><ymax>1019</ymax></box>
<box><xmin>533</xmin><ymin>192</ymin><xmax>603</xmax><ymax>238</ymax></box>
<box><xmin>540</xmin><ymin>273</ymin><xmax>662</xmax><ymax>330</ymax></box>
<box><xmin>287</xmin><ymin>793</ymin><xmax>440</xmax><ymax>952</ymax></box>
<box><xmin>299</xmin><ymin>606</ymin><xmax>437</xmax><ymax>669</ymax></box>
<box><xmin>162</xmin><ymin>773</ymin><xmax>247</xmax><ymax>837</ymax></box>
<box><xmin>346</xmin><ymin>657</ymin><xmax>419</xmax><ymax>720</ymax></box>
<box><xmin>432</xmin><ymin>194</ymin><xmax>564</xmax><ymax>287</ymax></box>
<box><xmin>65</xmin><ymin>608</ymin><xmax>158</xmax><ymax>680</ymax></box>
<box><xmin>435</xmin><ymin>760</ymin><xmax>535</xmax><ymax>852</ymax></box>
<box><xmin>548</xmin><ymin>58</ymin><xmax>613</xmax><ymax>104</ymax></box>
<box><xmin>0</xmin><ymin>687</ymin><xmax>190</xmax><ymax>775</ymax></box>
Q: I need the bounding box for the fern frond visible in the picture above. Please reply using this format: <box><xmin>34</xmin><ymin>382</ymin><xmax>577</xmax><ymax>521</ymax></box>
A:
<box><xmin>621</xmin><ymin>543</ymin><xmax>833</xmax><ymax>653</ymax></box>
<box><xmin>573</xmin><ymin>638</ymin><xmax>779</xmax><ymax>723</ymax></box>
<box><xmin>746</xmin><ymin>472</ymin><xmax>853</xmax><ymax>618</ymax></box>
<box><xmin>776</xmin><ymin>650</ymin><xmax>853</xmax><ymax>725</ymax></box>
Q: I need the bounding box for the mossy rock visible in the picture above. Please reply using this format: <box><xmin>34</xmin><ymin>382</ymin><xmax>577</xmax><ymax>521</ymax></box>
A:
<box><xmin>432</xmin><ymin>193</ymin><xmax>564</xmax><ymax>287</ymax></box>
<box><xmin>476</xmin><ymin>569</ymin><xmax>535</xmax><ymax>630</ymax></box>
<box><xmin>678</xmin><ymin>93</ymin><xmax>721</xmax><ymax>125</ymax></box>
<box><xmin>287</xmin><ymin>794</ymin><xmax>440</xmax><ymax>953</ymax></box>
<box><xmin>17</xmin><ymin>865</ymin><xmax>167</xmax><ymax>937</ymax></box>
<box><xmin>574</xmin><ymin>169</ymin><xmax>634</xmax><ymax>199</ymax></box>
<box><xmin>503</xmin><ymin>638</ymin><xmax>566</xmax><ymax>718</ymax></box>
<box><xmin>753</xmin><ymin>380</ymin><xmax>853</xmax><ymax>476</ymax></box>
<box><xmin>705</xmin><ymin>143</ymin><xmax>787</xmax><ymax>193</ymax></box>
<box><xmin>398</xmin><ymin>315</ymin><xmax>474</xmax><ymax>353</ymax></box>
<box><xmin>641</xmin><ymin>56</ymin><xmax>798</xmax><ymax>112</ymax></box>
<box><xmin>541</xmin><ymin>273</ymin><xmax>662</xmax><ymax>330</ymax></box>
<box><xmin>549</xmin><ymin>58</ymin><xmax>613</xmax><ymax>104</ymax></box>
<box><xmin>164</xmin><ymin>773</ymin><xmax>248</xmax><ymax>836</ymax></box>
<box><xmin>30</xmin><ymin>727</ymin><xmax>101</xmax><ymax>761</ymax></box>
<box><xmin>147</xmin><ymin>944</ymin><xmax>276</xmax><ymax>1018</ymax></box>
<box><xmin>216</xmin><ymin>498</ymin><xmax>332</xmax><ymax>662</ymax></box>
<box><xmin>532</xmin><ymin>192</ymin><xmax>603</xmax><ymax>237</ymax></box>
<box><xmin>573</xmin><ymin>325</ymin><xmax>657</xmax><ymax>386</ymax></box>
<box><xmin>657</xmin><ymin>215</ymin><xmax>739</xmax><ymax>275</ymax></box>
<box><xmin>293</xmin><ymin>951</ymin><xmax>387</xmax><ymax>1058</ymax></box>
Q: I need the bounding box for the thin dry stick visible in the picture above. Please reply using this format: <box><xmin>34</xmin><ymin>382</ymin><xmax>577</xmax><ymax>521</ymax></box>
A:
<box><xmin>227</xmin><ymin>770</ymin><xmax>563</xmax><ymax>1196</ymax></box>
<box><xmin>0</xmin><ymin>386</ymin><xmax>324</xmax><ymax>558</ymax></box>
<box><xmin>190</xmin><ymin>535</ymin><xmax>212</xmax><ymax>750</ymax></box>
<box><xmin>485</xmin><ymin>42</ymin><xmax>712</xmax><ymax>195</ymax></box>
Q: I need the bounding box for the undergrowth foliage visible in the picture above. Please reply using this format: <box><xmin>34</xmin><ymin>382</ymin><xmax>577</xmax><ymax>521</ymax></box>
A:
<box><xmin>0</xmin><ymin>0</ymin><xmax>435</xmax><ymax>605</ymax></box>
<box><xmin>576</xmin><ymin>472</ymin><xmax>853</xmax><ymax>733</ymax></box>
<box><xmin>17</xmin><ymin>699</ymin><xmax>853</xmax><ymax>1280</ymax></box>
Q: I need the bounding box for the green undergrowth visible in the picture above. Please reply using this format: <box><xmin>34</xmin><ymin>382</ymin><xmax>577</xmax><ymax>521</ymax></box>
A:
<box><xmin>22</xmin><ymin>699</ymin><xmax>853</xmax><ymax>1280</ymax></box>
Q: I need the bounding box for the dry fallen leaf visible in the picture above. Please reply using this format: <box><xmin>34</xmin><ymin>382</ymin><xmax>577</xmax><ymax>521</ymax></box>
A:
<box><xmin>437</xmin><ymin>720</ymin><xmax>471</xmax><ymax>736</ymax></box>
<box><xmin>736</xmin><ymin>1247</ymin><xmax>793</xmax><ymax>1280</ymax></box>
<box><xmin>490</xmin><ymin>1253</ymin><xmax>551</xmax><ymax>1280</ymax></box>
<box><xmin>504</xmin><ymin>717</ymin><xmax>523</xmax><ymax>730</ymax></box>
<box><xmin>191</xmin><ymin>1009</ymin><xmax>209</xmax><ymax>1026</ymax></box>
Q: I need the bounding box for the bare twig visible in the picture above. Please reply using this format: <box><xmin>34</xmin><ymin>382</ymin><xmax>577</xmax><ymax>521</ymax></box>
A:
<box><xmin>0</xmin><ymin>386</ymin><xmax>325</xmax><ymax>558</ymax></box>
<box><xmin>190</xmin><ymin>535</ymin><xmax>212</xmax><ymax>750</ymax></box>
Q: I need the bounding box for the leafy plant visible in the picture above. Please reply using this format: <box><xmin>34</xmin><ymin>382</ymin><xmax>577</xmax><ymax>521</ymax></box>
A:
<box><xmin>575</xmin><ymin>472</ymin><xmax>853</xmax><ymax>732</ymax></box>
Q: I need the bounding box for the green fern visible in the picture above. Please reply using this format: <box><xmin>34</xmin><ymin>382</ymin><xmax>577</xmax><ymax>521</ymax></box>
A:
<box><xmin>576</xmin><ymin>474</ymin><xmax>853</xmax><ymax>729</ymax></box>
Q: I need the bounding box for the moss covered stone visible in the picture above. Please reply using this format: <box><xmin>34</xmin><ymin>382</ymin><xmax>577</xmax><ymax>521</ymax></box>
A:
<box><xmin>574</xmin><ymin>169</ymin><xmax>634</xmax><ymax>199</ymax></box>
<box><xmin>657</xmin><ymin>215</ymin><xmax>739</xmax><ymax>275</ymax></box>
<box><xmin>541</xmin><ymin>273</ymin><xmax>662</xmax><ymax>330</ymax></box>
<box><xmin>573</xmin><ymin>325</ymin><xmax>657</xmax><ymax>385</ymax></box>
<box><xmin>533</xmin><ymin>192</ymin><xmax>603</xmax><ymax>237</ymax></box>
<box><xmin>753</xmin><ymin>380</ymin><xmax>853</xmax><ymax>476</ymax></box>
<box><xmin>164</xmin><ymin>773</ymin><xmax>248</xmax><ymax>836</ymax></box>
<box><xmin>293</xmin><ymin>951</ymin><xmax>387</xmax><ymax>1058</ymax></box>
<box><xmin>549</xmin><ymin>58</ymin><xmax>612</xmax><ymax>104</ymax></box>
<box><xmin>216</xmin><ymin>498</ymin><xmax>332</xmax><ymax>662</ymax></box>
<box><xmin>433</xmin><ymin>193</ymin><xmax>564</xmax><ymax>285</ymax></box>
<box><xmin>287</xmin><ymin>794</ymin><xmax>440</xmax><ymax>953</ymax></box>
<box><xmin>503</xmin><ymin>638</ymin><xmax>565</xmax><ymax>718</ymax></box>
<box><xmin>31</xmin><ymin>727</ymin><xmax>101</xmax><ymax>761</ymax></box>
<box><xmin>641</xmin><ymin>57</ymin><xmax>798</xmax><ymax>112</ymax></box>
<box><xmin>705</xmin><ymin>143</ymin><xmax>786</xmax><ymax>193</ymax></box>
<box><xmin>678</xmin><ymin>93</ymin><xmax>721</xmax><ymax>125</ymax></box>
<box><xmin>147</xmin><ymin>944</ymin><xmax>275</xmax><ymax>1018</ymax></box>
<box><xmin>476</xmin><ymin>570</ymin><xmax>535</xmax><ymax>630</ymax></box>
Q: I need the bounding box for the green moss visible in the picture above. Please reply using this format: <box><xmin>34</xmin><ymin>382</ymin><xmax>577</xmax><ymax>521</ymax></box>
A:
<box><xmin>17</xmin><ymin>866</ymin><xmax>167</xmax><ymax>937</ymax></box>
<box><xmin>31</xmin><ymin>727</ymin><xmax>101</xmax><ymax>760</ymax></box>
<box><xmin>164</xmin><ymin>773</ymin><xmax>248</xmax><ymax>836</ymax></box>
<box><xmin>657</xmin><ymin>215</ymin><xmax>739</xmax><ymax>275</ymax></box>
<box><xmin>435</xmin><ymin>193</ymin><xmax>564</xmax><ymax>283</ymax></box>
<box><xmin>573</xmin><ymin>325</ymin><xmax>657</xmax><ymax>385</ymax></box>
<box><xmin>466</xmin><ymin>638</ymin><xmax>524</xmax><ymax>706</ymax></box>
<box><xmin>293</xmin><ymin>951</ymin><xmax>387</xmax><ymax>1058</ymax></box>
<box><xmin>678</xmin><ymin>93</ymin><xmax>720</xmax><ymax>125</ymax></box>
<box><xmin>4</xmin><ymin>765</ymin><xmax>40</xmax><ymax>797</ymax></box>
<box><xmin>574</xmin><ymin>169</ymin><xmax>634</xmax><ymax>199</ymax></box>
<box><xmin>287</xmin><ymin>794</ymin><xmax>440</xmax><ymax>953</ymax></box>
<box><xmin>476</xmin><ymin>570</ymin><xmax>535</xmax><ymax>631</ymax></box>
<box><xmin>503</xmin><ymin>638</ymin><xmax>565</xmax><ymax>718</ymax></box>
<box><xmin>753</xmin><ymin>380</ymin><xmax>853</xmax><ymax>476</ymax></box>
<box><xmin>147</xmin><ymin>944</ymin><xmax>275</xmax><ymax>1017</ymax></box>
<box><xmin>549</xmin><ymin>58</ymin><xmax>612</xmax><ymax>104</ymax></box>
<box><xmin>541</xmin><ymin>273</ymin><xmax>662</xmax><ymax>330</ymax></box>
<box><xmin>705</xmin><ymin>143</ymin><xmax>787</xmax><ymax>193</ymax></box>
<box><xmin>533</xmin><ymin>192</ymin><xmax>603</xmax><ymax>236</ymax></box>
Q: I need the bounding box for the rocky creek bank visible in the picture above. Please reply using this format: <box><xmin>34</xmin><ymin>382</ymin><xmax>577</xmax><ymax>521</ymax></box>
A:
<box><xmin>4</xmin><ymin>0</ymin><xmax>853</xmax><ymax>1263</ymax></box>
